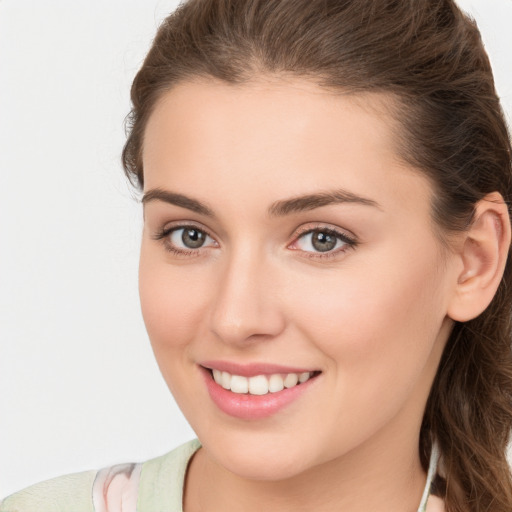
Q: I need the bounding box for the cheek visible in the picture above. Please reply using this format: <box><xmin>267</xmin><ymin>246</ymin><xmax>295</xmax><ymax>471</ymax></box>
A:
<box><xmin>138</xmin><ymin>246</ymin><xmax>208</xmax><ymax>353</ymax></box>
<box><xmin>281</xmin><ymin>246</ymin><xmax>450</xmax><ymax>451</ymax></box>
<box><xmin>138</xmin><ymin>247</ymin><xmax>214</xmax><ymax>409</ymax></box>
<box><xmin>289</xmin><ymin>246</ymin><xmax>447</xmax><ymax>381</ymax></box>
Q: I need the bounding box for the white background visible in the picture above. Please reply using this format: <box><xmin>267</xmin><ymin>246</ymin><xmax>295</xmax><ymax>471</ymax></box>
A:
<box><xmin>1</xmin><ymin>0</ymin><xmax>511</xmax><ymax>498</ymax></box>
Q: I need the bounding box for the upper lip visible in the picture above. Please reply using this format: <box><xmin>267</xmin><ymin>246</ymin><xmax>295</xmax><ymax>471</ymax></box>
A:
<box><xmin>200</xmin><ymin>360</ymin><xmax>320</xmax><ymax>377</ymax></box>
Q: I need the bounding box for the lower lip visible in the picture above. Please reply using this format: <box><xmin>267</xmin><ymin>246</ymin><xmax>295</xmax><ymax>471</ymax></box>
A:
<box><xmin>200</xmin><ymin>367</ymin><xmax>318</xmax><ymax>420</ymax></box>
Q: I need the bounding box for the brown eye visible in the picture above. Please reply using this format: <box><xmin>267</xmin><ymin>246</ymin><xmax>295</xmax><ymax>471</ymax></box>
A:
<box><xmin>181</xmin><ymin>228</ymin><xmax>207</xmax><ymax>248</ymax></box>
<box><xmin>311</xmin><ymin>231</ymin><xmax>337</xmax><ymax>252</ymax></box>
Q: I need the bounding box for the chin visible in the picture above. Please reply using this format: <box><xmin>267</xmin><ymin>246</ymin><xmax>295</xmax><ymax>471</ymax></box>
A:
<box><xmin>218</xmin><ymin>450</ymin><xmax>311</xmax><ymax>481</ymax></box>
<box><xmin>197</xmin><ymin>428</ymin><xmax>323</xmax><ymax>481</ymax></box>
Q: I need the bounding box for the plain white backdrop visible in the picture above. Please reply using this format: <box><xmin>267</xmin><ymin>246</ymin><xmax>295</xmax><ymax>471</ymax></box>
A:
<box><xmin>1</xmin><ymin>0</ymin><xmax>511</xmax><ymax>498</ymax></box>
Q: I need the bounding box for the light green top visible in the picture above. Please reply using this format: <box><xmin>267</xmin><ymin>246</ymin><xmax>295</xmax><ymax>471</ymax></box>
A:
<box><xmin>0</xmin><ymin>471</ymin><xmax>98</xmax><ymax>512</ymax></box>
<box><xmin>137</xmin><ymin>439</ymin><xmax>201</xmax><ymax>512</ymax></box>
<box><xmin>0</xmin><ymin>439</ymin><xmax>201</xmax><ymax>512</ymax></box>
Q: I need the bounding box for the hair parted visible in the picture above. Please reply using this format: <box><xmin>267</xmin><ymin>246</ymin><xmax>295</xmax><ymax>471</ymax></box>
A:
<box><xmin>122</xmin><ymin>1</ymin><xmax>512</xmax><ymax>510</ymax></box>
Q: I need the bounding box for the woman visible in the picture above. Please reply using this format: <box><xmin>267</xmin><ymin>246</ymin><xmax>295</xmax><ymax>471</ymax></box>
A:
<box><xmin>2</xmin><ymin>0</ymin><xmax>511</xmax><ymax>511</ymax></box>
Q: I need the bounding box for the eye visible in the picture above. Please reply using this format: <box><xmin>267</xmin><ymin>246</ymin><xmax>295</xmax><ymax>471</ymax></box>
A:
<box><xmin>292</xmin><ymin>227</ymin><xmax>356</xmax><ymax>255</ymax></box>
<box><xmin>154</xmin><ymin>225</ymin><xmax>217</xmax><ymax>255</ymax></box>
<box><xmin>170</xmin><ymin>227</ymin><xmax>213</xmax><ymax>249</ymax></box>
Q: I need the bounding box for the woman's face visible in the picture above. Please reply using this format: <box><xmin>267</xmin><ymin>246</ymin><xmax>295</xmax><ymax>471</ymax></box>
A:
<box><xmin>139</xmin><ymin>78</ymin><xmax>458</xmax><ymax>480</ymax></box>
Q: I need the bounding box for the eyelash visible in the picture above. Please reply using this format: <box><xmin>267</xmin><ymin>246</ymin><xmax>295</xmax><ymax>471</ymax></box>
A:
<box><xmin>152</xmin><ymin>223</ymin><xmax>358</xmax><ymax>260</ymax></box>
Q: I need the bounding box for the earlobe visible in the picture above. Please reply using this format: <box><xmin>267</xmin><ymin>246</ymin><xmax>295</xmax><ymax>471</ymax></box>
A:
<box><xmin>447</xmin><ymin>192</ymin><xmax>511</xmax><ymax>322</ymax></box>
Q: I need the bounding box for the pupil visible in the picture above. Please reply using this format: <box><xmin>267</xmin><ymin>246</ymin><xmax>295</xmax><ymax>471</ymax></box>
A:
<box><xmin>312</xmin><ymin>231</ymin><xmax>336</xmax><ymax>252</ymax></box>
<box><xmin>182</xmin><ymin>229</ymin><xmax>205</xmax><ymax>248</ymax></box>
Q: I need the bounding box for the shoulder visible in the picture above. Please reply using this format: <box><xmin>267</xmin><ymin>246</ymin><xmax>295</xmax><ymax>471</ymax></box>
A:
<box><xmin>0</xmin><ymin>470</ymin><xmax>97</xmax><ymax>512</ymax></box>
<box><xmin>0</xmin><ymin>440</ymin><xmax>201</xmax><ymax>512</ymax></box>
<box><xmin>0</xmin><ymin>464</ymin><xmax>142</xmax><ymax>512</ymax></box>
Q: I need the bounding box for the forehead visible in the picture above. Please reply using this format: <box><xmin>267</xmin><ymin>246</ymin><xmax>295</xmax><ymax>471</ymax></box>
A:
<box><xmin>144</xmin><ymin>77</ymin><xmax>399</xmax><ymax>166</ymax></box>
<box><xmin>142</xmin><ymin>78</ymin><xmax>432</xmax><ymax>219</ymax></box>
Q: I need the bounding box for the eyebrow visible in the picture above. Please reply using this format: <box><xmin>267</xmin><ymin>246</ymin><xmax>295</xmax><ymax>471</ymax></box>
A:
<box><xmin>141</xmin><ymin>187</ymin><xmax>381</xmax><ymax>217</ymax></box>
<box><xmin>142</xmin><ymin>188</ymin><xmax>215</xmax><ymax>217</ymax></box>
<box><xmin>268</xmin><ymin>189</ymin><xmax>381</xmax><ymax>216</ymax></box>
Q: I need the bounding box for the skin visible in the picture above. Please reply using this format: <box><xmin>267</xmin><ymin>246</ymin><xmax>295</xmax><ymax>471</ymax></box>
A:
<box><xmin>138</xmin><ymin>77</ymin><xmax>462</xmax><ymax>512</ymax></box>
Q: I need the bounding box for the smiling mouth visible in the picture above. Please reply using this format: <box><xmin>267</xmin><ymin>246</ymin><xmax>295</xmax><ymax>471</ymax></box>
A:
<box><xmin>203</xmin><ymin>367</ymin><xmax>322</xmax><ymax>396</ymax></box>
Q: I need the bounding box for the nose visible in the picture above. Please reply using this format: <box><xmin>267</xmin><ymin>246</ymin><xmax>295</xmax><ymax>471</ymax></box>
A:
<box><xmin>209</xmin><ymin>248</ymin><xmax>286</xmax><ymax>346</ymax></box>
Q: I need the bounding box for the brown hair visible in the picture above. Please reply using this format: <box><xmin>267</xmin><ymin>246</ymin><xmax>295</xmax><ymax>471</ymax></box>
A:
<box><xmin>122</xmin><ymin>1</ymin><xmax>512</xmax><ymax>510</ymax></box>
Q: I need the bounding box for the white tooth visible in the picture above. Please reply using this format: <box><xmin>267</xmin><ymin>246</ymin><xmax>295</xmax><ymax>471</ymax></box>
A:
<box><xmin>212</xmin><ymin>369</ymin><xmax>222</xmax><ymax>385</ymax></box>
<box><xmin>248</xmin><ymin>375</ymin><xmax>269</xmax><ymax>395</ymax></box>
<box><xmin>269</xmin><ymin>374</ymin><xmax>284</xmax><ymax>392</ymax></box>
<box><xmin>221</xmin><ymin>371</ymin><xmax>231</xmax><ymax>390</ymax></box>
<box><xmin>299</xmin><ymin>372</ymin><xmax>310</xmax><ymax>383</ymax></box>
<box><xmin>284</xmin><ymin>373</ymin><xmax>299</xmax><ymax>388</ymax></box>
<box><xmin>230</xmin><ymin>375</ymin><xmax>249</xmax><ymax>394</ymax></box>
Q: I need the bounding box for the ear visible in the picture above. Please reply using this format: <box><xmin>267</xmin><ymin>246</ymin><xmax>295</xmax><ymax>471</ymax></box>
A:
<box><xmin>447</xmin><ymin>192</ymin><xmax>511</xmax><ymax>322</ymax></box>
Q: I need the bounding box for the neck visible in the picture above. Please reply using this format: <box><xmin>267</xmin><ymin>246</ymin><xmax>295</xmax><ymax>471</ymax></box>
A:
<box><xmin>184</xmin><ymin>426</ymin><xmax>428</xmax><ymax>512</ymax></box>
